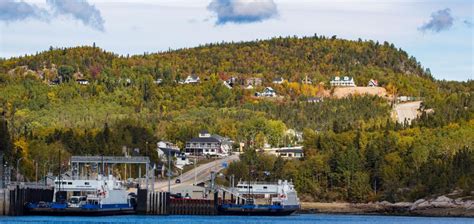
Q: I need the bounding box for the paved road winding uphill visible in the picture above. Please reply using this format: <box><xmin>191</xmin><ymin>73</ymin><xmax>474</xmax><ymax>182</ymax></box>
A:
<box><xmin>154</xmin><ymin>154</ymin><xmax>239</xmax><ymax>191</ymax></box>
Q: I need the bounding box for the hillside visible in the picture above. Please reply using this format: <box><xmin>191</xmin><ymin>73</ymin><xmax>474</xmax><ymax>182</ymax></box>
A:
<box><xmin>0</xmin><ymin>36</ymin><xmax>472</xmax><ymax>203</ymax></box>
<box><xmin>1</xmin><ymin>36</ymin><xmax>438</xmax><ymax>96</ymax></box>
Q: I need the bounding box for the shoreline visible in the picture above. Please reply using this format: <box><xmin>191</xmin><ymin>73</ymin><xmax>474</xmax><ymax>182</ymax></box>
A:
<box><xmin>299</xmin><ymin>202</ymin><xmax>474</xmax><ymax>218</ymax></box>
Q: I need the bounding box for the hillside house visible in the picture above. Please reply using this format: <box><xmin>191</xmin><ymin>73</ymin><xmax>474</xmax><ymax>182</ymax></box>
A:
<box><xmin>368</xmin><ymin>79</ymin><xmax>379</xmax><ymax>87</ymax></box>
<box><xmin>154</xmin><ymin>78</ymin><xmax>163</xmax><ymax>84</ymax></box>
<box><xmin>255</xmin><ymin>87</ymin><xmax>277</xmax><ymax>97</ymax></box>
<box><xmin>76</xmin><ymin>79</ymin><xmax>89</xmax><ymax>85</ymax></box>
<box><xmin>272</xmin><ymin>77</ymin><xmax>285</xmax><ymax>84</ymax></box>
<box><xmin>184</xmin><ymin>131</ymin><xmax>232</xmax><ymax>157</ymax></box>
<box><xmin>301</xmin><ymin>75</ymin><xmax>312</xmax><ymax>85</ymax></box>
<box><xmin>223</xmin><ymin>77</ymin><xmax>237</xmax><ymax>89</ymax></box>
<box><xmin>245</xmin><ymin>77</ymin><xmax>263</xmax><ymax>86</ymax></box>
<box><xmin>245</xmin><ymin>85</ymin><xmax>254</xmax><ymax>89</ymax></box>
<box><xmin>330</xmin><ymin>76</ymin><xmax>356</xmax><ymax>87</ymax></box>
<box><xmin>184</xmin><ymin>75</ymin><xmax>200</xmax><ymax>84</ymax></box>
<box><xmin>263</xmin><ymin>146</ymin><xmax>304</xmax><ymax>159</ymax></box>
<box><xmin>306</xmin><ymin>97</ymin><xmax>323</xmax><ymax>103</ymax></box>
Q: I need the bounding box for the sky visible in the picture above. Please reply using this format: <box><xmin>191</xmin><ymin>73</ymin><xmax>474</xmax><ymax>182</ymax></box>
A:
<box><xmin>0</xmin><ymin>0</ymin><xmax>472</xmax><ymax>81</ymax></box>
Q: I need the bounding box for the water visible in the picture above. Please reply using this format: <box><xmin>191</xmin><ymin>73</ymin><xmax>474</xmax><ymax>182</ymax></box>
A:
<box><xmin>0</xmin><ymin>214</ymin><xmax>472</xmax><ymax>224</ymax></box>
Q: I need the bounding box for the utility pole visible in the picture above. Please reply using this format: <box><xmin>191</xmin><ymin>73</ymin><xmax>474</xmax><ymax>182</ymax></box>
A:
<box><xmin>16</xmin><ymin>157</ymin><xmax>24</xmax><ymax>182</ymax></box>
<box><xmin>34</xmin><ymin>160</ymin><xmax>38</xmax><ymax>186</ymax></box>
<box><xmin>194</xmin><ymin>148</ymin><xmax>197</xmax><ymax>185</ymax></box>
<box><xmin>168</xmin><ymin>148</ymin><xmax>171</xmax><ymax>193</ymax></box>
<box><xmin>146</xmin><ymin>141</ymin><xmax>148</xmax><ymax>157</ymax></box>
<box><xmin>58</xmin><ymin>149</ymin><xmax>61</xmax><ymax>195</ymax></box>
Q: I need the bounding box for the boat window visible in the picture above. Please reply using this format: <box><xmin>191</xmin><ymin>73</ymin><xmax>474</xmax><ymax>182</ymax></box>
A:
<box><xmin>263</xmin><ymin>186</ymin><xmax>267</xmax><ymax>189</ymax></box>
<box><xmin>68</xmin><ymin>182</ymin><xmax>72</xmax><ymax>185</ymax></box>
<box><xmin>84</xmin><ymin>182</ymin><xmax>90</xmax><ymax>185</ymax></box>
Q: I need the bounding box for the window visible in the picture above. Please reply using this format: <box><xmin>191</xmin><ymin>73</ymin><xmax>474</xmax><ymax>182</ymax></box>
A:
<box><xmin>68</xmin><ymin>182</ymin><xmax>72</xmax><ymax>185</ymax></box>
<box><xmin>263</xmin><ymin>186</ymin><xmax>267</xmax><ymax>189</ymax></box>
<box><xmin>84</xmin><ymin>182</ymin><xmax>90</xmax><ymax>185</ymax></box>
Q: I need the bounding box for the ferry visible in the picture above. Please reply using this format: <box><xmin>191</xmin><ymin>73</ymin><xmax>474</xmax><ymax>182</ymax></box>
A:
<box><xmin>26</xmin><ymin>174</ymin><xmax>137</xmax><ymax>215</ymax></box>
<box><xmin>218</xmin><ymin>180</ymin><xmax>300</xmax><ymax>216</ymax></box>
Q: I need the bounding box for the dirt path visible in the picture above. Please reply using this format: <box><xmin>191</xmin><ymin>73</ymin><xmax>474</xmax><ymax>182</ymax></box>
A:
<box><xmin>393</xmin><ymin>101</ymin><xmax>422</xmax><ymax>124</ymax></box>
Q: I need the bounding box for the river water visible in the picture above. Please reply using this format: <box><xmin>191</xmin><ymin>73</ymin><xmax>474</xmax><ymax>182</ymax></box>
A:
<box><xmin>0</xmin><ymin>214</ymin><xmax>472</xmax><ymax>224</ymax></box>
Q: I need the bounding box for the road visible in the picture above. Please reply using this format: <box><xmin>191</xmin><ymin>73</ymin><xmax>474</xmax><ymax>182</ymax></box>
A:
<box><xmin>393</xmin><ymin>101</ymin><xmax>422</xmax><ymax>125</ymax></box>
<box><xmin>154</xmin><ymin>154</ymin><xmax>239</xmax><ymax>191</ymax></box>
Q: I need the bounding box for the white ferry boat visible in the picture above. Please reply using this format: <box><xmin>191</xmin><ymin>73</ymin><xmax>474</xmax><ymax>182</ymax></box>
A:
<box><xmin>219</xmin><ymin>180</ymin><xmax>300</xmax><ymax>216</ymax></box>
<box><xmin>26</xmin><ymin>174</ymin><xmax>137</xmax><ymax>215</ymax></box>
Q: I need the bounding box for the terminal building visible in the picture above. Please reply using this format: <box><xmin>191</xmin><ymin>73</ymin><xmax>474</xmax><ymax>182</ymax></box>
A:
<box><xmin>184</xmin><ymin>131</ymin><xmax>233</xmax><ymax>157</ymax></box>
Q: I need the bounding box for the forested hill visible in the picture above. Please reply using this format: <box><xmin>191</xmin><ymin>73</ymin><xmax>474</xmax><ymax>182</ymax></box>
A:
<box><xmin>1</xmin><ymin>36</ymin><xmax>436</xmax><ymax>95</ymax></box>
<box><xmin>0</xmin><ymin>36</ymin><xmax>472</xmax><ymax>204</ymax></box>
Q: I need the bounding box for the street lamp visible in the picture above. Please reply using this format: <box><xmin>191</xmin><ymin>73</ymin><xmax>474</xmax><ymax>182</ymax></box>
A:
<box><xmin>16</xmin><ymin>157</ymin><xmax>24</xmax><ymax>182</ymax></box>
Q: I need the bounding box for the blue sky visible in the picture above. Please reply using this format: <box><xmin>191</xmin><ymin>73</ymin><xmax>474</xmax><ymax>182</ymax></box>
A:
<box><xmin>0</xmin><ymin>0</ymin><xmax>472</xmax><ymax>81</ymax></box>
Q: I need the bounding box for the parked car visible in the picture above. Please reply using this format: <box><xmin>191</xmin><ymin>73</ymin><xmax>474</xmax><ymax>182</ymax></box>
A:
<box><xmin>170</xmin><ymin>193</ymin><xmax>182</xmax><ymax>199</ymax></box>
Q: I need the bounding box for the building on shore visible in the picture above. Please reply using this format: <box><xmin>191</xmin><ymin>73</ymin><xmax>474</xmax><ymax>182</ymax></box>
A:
<box><xmin>262</xmin><ymin>146</ymin><xmax>304</xmax><ymax>159</ymax></box>
<box><xmin>184</xmin><ymin>131</ymin><xmax>233</xmax><ymax>157</ymax></box>
<box><xmin>157</xmin><ymin>141</ymin><xmax>191</xmax><ymax>169</ymax></box>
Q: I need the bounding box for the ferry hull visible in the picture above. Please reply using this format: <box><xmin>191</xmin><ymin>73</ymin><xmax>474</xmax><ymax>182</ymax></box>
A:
<box><xmin>218</xmin><ymin>205</ymin><xmax>299</xmax><ymax>216</ymax></box>
<box><xmin>25</xmin><ymin>207</ymin><xmax>136</xmax><ymax>216</ymax></box>
<box><xmin>218</xmin><ymin>209</ymin><xmax>297</xmax><ymax>216</ymax></box>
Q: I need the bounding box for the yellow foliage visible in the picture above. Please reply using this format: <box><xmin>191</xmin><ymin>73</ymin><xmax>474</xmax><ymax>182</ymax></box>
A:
<box><xmin>14</xmin><ymin>137</ymin><xmax>29</xmax><ymax>158</ymax></box>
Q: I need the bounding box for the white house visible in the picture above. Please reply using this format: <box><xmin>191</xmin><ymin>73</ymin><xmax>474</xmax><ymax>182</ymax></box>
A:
<box><xmin>223</xmin><ymin>81</ymin><xmax>232</xmax><ymax>89</ymax></box>
<box><xmin>245</xmin><ymin>84</ymin><xmax>254</xmax><ymax>89</ymax></box>
<box><xmin>306</xmin><ymin>97</ymin><xmax>323</xmax><ymax>103</ymax></box>
<box><xmin>301</xmin><ymin>75</ymin><xmax>312</xmax><ymax>85</ymax></box>
<box><xmin>330</xmin><ymin>76</ymin><xmax>356</xmax><ymax>87</ymax></box>
<box><xmin>263</xmin><ymin>146</ymin><xmax>304</xmax><ymax>159</ymax></box>
<box><xmin>76</xmin><ymin>79</ymin><xmax>89</xmax><ymax>85</ymax></box>
<box><xmin>272</xmin><ymin>77</ymin><xmax>285</xmax><ymax>84</ymax></box>
<box><xmin>368</xmin><ymin>79</ymin><xmax>379</xmax><ymax>87</ymax></box>
<box><xmin>184</xmin><ymin>131</ymin><xmax>233</xmax><ymax>157</ymax></box>
<box><xmin>154</xmin><ymin>78</ymin><xmax>163</xmax><ymax>84</ymax></box>
<box><xmin>157</xmin><ymin>141</ymin><xmax>191</xmax><ymax>169</ymax></box>
<box><xmin>256</xmin><ymin>87</ymin><xmax>277</xmax><ymax>97</ymax></box>
<box><xmin>184</xmin><ymin>75</ymin><xmax>200</xmax><ymax>84</ymax></box>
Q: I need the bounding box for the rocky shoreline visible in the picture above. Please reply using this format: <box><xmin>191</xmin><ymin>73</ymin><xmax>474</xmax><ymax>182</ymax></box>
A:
<box><xmin>300</xmin><ymin>196</ymin><xmax>474</xmax><ymax>217</ymax></box>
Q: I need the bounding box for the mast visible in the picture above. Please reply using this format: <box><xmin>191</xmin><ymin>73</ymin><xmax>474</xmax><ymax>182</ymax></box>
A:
<box><xmin>58</xmin><ymin>148</ymin><xmax>61</xmax><ymax>200</ymax></box>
